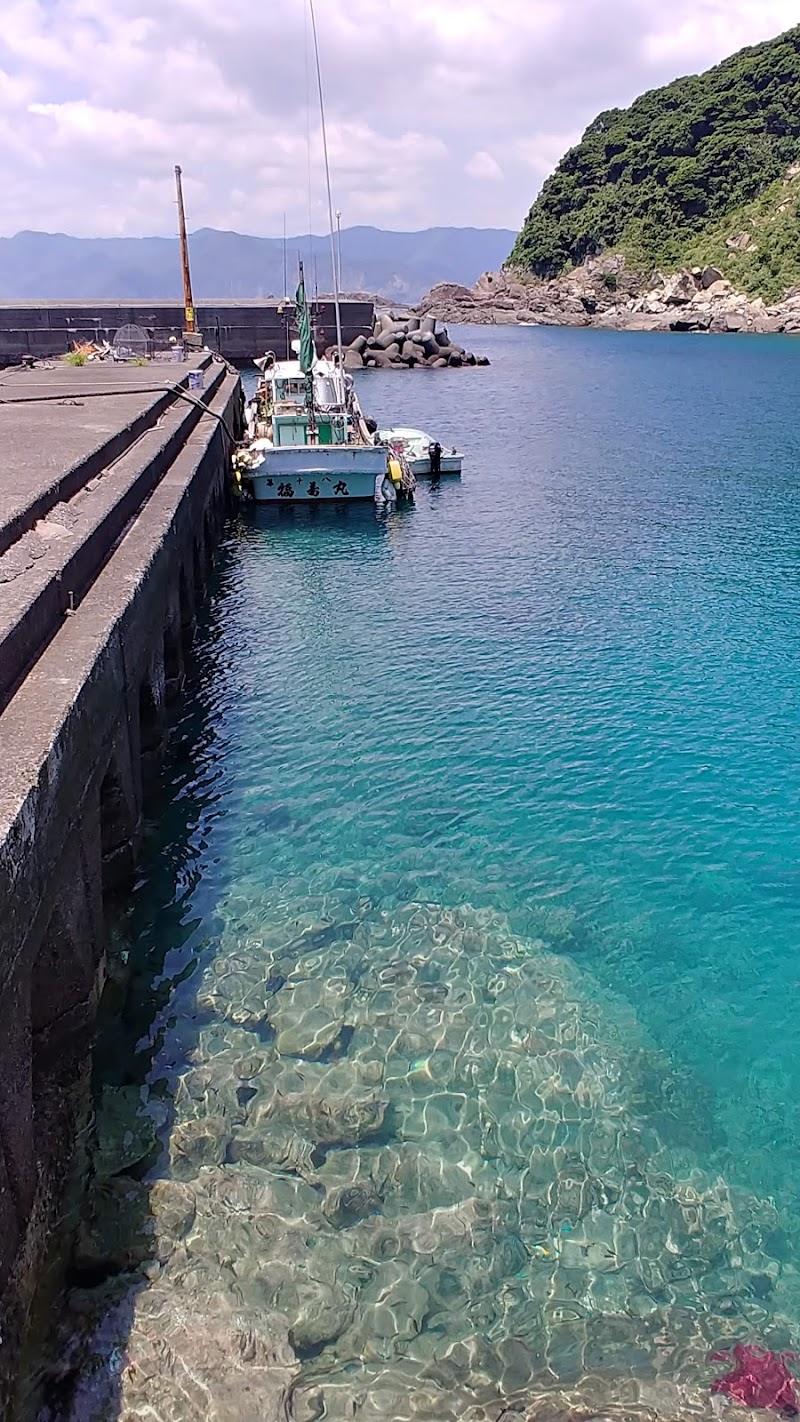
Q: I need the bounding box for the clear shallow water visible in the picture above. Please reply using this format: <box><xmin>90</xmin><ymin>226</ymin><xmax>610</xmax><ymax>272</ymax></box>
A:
<box><xmin>44</xmin><ymin>327</ymin><xmax>800</xmax><ymax>1420</ymax></box>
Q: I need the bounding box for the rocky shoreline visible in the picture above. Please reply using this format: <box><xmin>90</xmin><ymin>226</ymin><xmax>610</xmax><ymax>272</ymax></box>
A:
<box><xmin>417</xmin><ymin>256</ymin><xmax>800</xmax><ymax>335</ymax></box>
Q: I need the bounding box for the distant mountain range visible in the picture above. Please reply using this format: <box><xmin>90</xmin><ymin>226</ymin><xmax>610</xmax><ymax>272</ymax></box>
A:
<box><xmin>0</xmin><ymin>226</ymin><xmax>515</xmax><ymax>305</ymax></box>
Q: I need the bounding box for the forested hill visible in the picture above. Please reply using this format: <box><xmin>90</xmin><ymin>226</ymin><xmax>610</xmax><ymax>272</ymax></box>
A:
<box><xmin>510</xmin><ymin>26</ymin><xmax>800</xmax><ymax>300</ymax></box>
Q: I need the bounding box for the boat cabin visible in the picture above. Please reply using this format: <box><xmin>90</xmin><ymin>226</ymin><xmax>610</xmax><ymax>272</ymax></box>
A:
<box><xmin>259</xmin><ymin>358</ymin><xmax>352</xmax><ymax>448</ymax></box>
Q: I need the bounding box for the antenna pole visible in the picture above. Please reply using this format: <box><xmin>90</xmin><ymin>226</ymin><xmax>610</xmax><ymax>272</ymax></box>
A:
<box><xmin>308</xmin><ymin>0</ymin><xmax>345</xmax><ymax>404</ymax></box>
<box><xmin>283</xmin><ymin>212</ymin><xmax>288</xmax><ymax>300</ymax></box>
<box><xmin>336</xmin><ymin>209</ymin><xmax>343</xmax><ymax>294</ymax></box>
<box><xmin>174</xmin><ymin>165</ymin><xmax>195</xmax><ymax>334</ymax></box>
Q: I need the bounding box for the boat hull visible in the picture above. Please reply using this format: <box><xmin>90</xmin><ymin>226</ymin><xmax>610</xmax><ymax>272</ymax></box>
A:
<box><xmin>247</xmin><ymin>445</ymin><xmax>389</xmax><ymax>502</ymax></box>
<box><xmin>409</xmin><ymin>455</ymin><xmax>462</xmax><ymax>477</ymax></box>
<box><xmin>377</xmin><ymin>427</ymin><xmax>463</xmax><ymax>479</ymax></box>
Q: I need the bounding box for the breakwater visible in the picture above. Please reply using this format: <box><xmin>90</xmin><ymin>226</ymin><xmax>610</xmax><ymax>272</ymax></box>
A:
<box><xmin>0</xmin><ymin>299</ymin><xmax>374</xmax><ymax>366</ymax></box>
<box><xmin>342</xmin><ymin>311</ymin><xmax>490</xmax><ymax>369</ymax></box>
<box><xmin>0</xmin><ymin>354</ymin><xmax>242</xmax><ymax>1412</ymax></box>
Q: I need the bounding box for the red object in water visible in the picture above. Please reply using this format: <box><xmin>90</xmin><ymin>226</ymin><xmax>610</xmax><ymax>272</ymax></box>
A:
<box><xmin>710</xmin><ymin>1344</ymin><xmax>800</xmax><ymax>1414</ymax></box>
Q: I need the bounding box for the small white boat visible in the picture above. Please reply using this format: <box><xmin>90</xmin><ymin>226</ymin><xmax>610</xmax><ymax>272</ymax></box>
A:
<box><xmin>238</xmin><ymin>351</ymin><xmax>394</xmax><ymax>503</ymax></box>
<box><xmin>378</xmin><ymin>427</ymin><xmax>463</xmax><ymax>477</ymax></box>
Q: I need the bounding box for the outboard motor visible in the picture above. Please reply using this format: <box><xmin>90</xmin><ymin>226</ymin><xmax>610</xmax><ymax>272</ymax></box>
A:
<box><xmin>429</xmin><ymin>441</ymin><xmax>443</xmax><ymax>476</ymax></box>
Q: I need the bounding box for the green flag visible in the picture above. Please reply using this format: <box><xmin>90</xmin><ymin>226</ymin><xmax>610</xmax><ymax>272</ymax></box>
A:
<box><xmin>296</xmin><ymin>264</ymin><xmax>315</xmax><ymax>375</ymax></box>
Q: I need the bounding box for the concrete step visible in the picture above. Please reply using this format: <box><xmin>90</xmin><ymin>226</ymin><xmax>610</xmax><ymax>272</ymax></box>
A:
<box><xmin>0</xmin><ymin>354</ymin><xmax>218</xmax><ymax>558</ymax></box>
<box><xmin>0</xmin><ymin>359</ymin><xmax>233</xmax><ymax>710</ymax></box>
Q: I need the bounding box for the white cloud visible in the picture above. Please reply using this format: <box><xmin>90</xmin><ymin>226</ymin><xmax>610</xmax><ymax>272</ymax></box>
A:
<box><xmin>515</xmin><ymin>132</ymin><xmax>583</xmax><ymax>174</ymax></box>
<box><xmin>466</xmin><ymin>150</ymin><xmax>504</xmax><ymax>181</ymax></box>
<box><xmin>0</xmin><ymin>0</ymin><xmax>796</xmax><ymax>237</ymax></box>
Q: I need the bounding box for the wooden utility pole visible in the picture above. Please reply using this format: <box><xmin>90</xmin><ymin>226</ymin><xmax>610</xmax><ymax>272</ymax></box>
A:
<box><xmin>174</xmin><ymin>165</ymin><xmax>196</xmax><ymax>335</ymax></box>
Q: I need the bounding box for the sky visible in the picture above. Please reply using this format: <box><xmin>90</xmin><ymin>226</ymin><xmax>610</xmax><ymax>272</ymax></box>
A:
<box><xmin>0</xmin><ymin>0</ymin><xmax>798</xmax><ymax>240</ymax></box>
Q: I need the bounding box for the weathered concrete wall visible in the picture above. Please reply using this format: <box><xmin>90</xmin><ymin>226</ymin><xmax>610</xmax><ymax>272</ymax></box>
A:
<box><xmin>0</xmin><ymin>358</ymin><xmax>242</xmax><ymax>1411</ymax></box>
<box><xmin>0</xmin><ymin>298</ymin><xmax>375</xmax><ymax>364</ymax></box>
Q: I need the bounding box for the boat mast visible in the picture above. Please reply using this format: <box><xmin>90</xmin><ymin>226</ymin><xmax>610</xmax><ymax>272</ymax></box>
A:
<box><xmin>297</xmin><ymin>258</ymin><xmax>317</xmax><ymax>442</ymax></box>
<box><xmin>308</xmin><ymin>0</ymin><xmax>346</xmax><ymax>417</ymax></box>
<box><xmin>174</xmin><ymin>165</ymin><xmax>196</xmax><ymax>336</ymax></box>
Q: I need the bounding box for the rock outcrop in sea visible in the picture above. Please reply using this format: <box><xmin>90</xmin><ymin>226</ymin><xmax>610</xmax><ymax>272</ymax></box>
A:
<box><xmin>336</xmin><ymin>311</ymin><xmax>491</xmax><ymax>369</ymax></box>
<box><xmin>418</xmin><ymin>257</ymin><xmax>800</xmax><ymax>335</ymax></box>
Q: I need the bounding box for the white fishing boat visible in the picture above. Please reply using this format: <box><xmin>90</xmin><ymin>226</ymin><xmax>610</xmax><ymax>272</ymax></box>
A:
<box><xmin>238</xmin><ymin>347</ymin><xmax>393</xmax><ymax>502</ymax></box>
<box><xmin>378</xmin><ymin>427</ymin><xmax>463</xmax><ymax>477</ymax></box>
<box><xmin>233</xmin><ymin>0</ymin><xmax>415</xmax><ymax>506</ymax></box>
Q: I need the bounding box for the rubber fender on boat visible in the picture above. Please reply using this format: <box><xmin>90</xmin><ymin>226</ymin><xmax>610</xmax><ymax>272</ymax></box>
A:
<box><xmin>388</xmin><ymin>457</ymin><xmax>403</xmax><ymax>486</ymax></box>
<box><xmin>374</xmin><ymin>474</ymin><xmax>397</xmax><ymax>505</ymax></box>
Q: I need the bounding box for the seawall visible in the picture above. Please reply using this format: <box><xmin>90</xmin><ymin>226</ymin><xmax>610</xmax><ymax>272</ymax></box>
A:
<box><xmin>0</xmin><ymin>354</ymin><xmax>242</xmax><ymax>1409</ymax></box>
<box><xmin>0</xmin><ymin>299</ymin><xmax>375</xmax><ymax>365</ymax></box>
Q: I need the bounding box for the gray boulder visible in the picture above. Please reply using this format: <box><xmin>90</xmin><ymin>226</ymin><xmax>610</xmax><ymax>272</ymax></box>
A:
<box><xmin>664</xmin><ymin>272</ymin><xmax>697</xmax><ymax>306</ymax></box>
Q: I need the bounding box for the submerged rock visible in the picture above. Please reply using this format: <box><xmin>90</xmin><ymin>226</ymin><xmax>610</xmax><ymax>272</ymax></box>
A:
<box><xmin>169</xmin><ymin>1114</ymin><xmax>230</xmax><ymax>1179</ymax></box>
<box><xmin>270</xmin><ymin>975</ymin><xmax>354</xmax><ymax>1059</ymax></box>
<box><xmin>56</xmin><ymin>897</ymin><xmax>800</xmax><ymax>1422</ymax></box>
<box><xmin>323</xmin><ymin>1183</ymin><xmax>383</xmax><ymax>1230</ymax></box>
<box><xmin>278</xmin><ymin>1277</ymin><xmax>353</xmax><ymax>1352</ymax></box>
<box><xmin>336</xmin><ymin>1262</ymin><xmax>430</xmax><ymax>1361</ymax></box>
<box><xmin>93</xmin><ymin>1084</ymin><xmax>162</xmax><ymax>1178</ymax></box>
<box><xmin>120</xmin><ymin>1292</ymin><xmax>299</xmax><ymax>1422</ymax></box>
<box><xmin>268</xmin><ymin>1087</ymin><xmax>389</xmax><ymax>1148</ymax></box>
<box><xmin>195</xmin><ymin>957</ymin><xmax>281</xmax><ymax>1029</ymax></box>
<box><xmin>227</xmin><ymin>1122</ymin><xmax>317</xmax><ymax>1179</ymax></box>
<box><xmin>74</xmin><ymin>1176</ymin><xmax>153</xmax><ymax>1274</ymax></box>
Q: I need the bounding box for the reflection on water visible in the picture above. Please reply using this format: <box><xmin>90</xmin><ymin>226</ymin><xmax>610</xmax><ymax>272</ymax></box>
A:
<box><xmin>34</xmin><ymin>329</ymin><xmax>800</xmax><ymax>1419</ymax></box>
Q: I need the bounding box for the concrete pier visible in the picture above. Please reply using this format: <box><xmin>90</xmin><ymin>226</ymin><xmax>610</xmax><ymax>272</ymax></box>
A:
<box><xmin>0</xmin><ymin>355</ymin><xmax>242</xmax><ymax>1409</ymax></box>
<box><xmin>0</xmin><ymin>298</ymin><xmax>375</xmax><ymax>366</ymax></box>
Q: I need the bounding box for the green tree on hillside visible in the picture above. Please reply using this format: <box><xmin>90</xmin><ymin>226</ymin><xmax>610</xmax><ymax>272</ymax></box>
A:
<box><xmin>510</xmin><ymin>26</ymin><xmax>800</xmax><ymax>296</ymax></box>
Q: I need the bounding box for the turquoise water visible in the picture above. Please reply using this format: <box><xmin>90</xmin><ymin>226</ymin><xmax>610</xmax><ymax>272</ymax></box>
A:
<box><xmin>48</xmin><ymin>327</ymin><xmax>800</xmax><ymax>1420</ymax></box>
